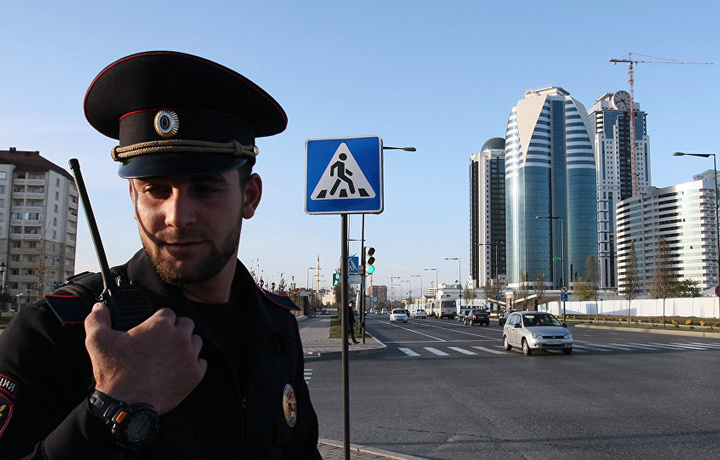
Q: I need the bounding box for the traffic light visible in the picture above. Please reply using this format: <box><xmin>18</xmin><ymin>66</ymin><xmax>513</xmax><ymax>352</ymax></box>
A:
<box><xmin>365</xmin><ymin>247</ymin><xmax>376</xmax><ymax>274</ymax></box>
<box><xmin>333</xmin><ymin>272</ymin><xmax>340</xmax><ymax>286</ymax></box>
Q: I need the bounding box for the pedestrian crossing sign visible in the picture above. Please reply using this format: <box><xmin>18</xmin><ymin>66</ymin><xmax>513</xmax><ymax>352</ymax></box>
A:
<box><xmin>305</xmin><ymin>136</ymin><xmax>383</xmax><ymax>214</ymax></box>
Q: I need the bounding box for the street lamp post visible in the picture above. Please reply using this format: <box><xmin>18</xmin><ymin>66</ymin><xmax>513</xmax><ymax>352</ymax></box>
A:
<box><xmin>411</xmin><ymin>274</ymin><xmax>422</xmax><ymax>311</ymax></box>
<box><xmin>673</xmin><ymin>151</ymin><xmax>720</xmax><ymax>320</ymax></box>
<box><xmin>445</xmin><ymin>257</ymin><xmax>461</xmax><ymax>285</ymax></box>
<box><xmin>536</xmin><ymin>215</ymin><xmax>566</xmax><ymax>319</ymax></box>
<box><xmin>424</xmin><ymin>268</ymin><xmax>437</xmax><ymax>298</ymax></box>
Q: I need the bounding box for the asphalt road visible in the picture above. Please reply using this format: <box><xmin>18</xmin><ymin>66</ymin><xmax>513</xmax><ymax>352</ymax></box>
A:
<box><xmin>307</xmin><ymin>314</ymin><xmax>720</xmax><ymax>460</ymax></box>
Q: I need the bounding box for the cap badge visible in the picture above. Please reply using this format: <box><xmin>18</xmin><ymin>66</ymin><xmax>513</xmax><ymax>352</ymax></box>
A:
<box><xmin>282</xmin><ymin>383</ymin><xmax>297</xmax><ymax>428</ymax></box>
<box><xmin>154</xmin><ymin>110</ymin><xmax>179</xmax><ymax>138</ymax></box>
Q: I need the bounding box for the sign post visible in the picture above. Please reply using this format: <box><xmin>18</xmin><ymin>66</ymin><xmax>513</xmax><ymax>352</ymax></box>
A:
<box><xmin>305</xmin><ymin>136</ymin><xmax>385</xmax><ymax>460</ymax></box>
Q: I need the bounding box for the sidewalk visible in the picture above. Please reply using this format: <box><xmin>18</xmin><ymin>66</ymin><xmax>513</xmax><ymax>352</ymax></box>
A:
<box><xmin>298</xmin><ymin>316</ymin><xmax>426</xmax><ymax>460</ymax></box>
<box><xmin>297</xmin><ymin>314</ymin><xmax>386</xmax><ymax>357</ymax></box>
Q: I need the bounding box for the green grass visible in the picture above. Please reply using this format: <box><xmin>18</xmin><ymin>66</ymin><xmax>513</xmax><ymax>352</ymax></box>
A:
<box><xmin>563</xmin><ymin>315</ymin><xmax>720</xmax><ymax>333</ymax></box>
<box><xmin>328</xmin><ymin>316</ymin><xmax>370</xmax><ymax>339</ymax></box>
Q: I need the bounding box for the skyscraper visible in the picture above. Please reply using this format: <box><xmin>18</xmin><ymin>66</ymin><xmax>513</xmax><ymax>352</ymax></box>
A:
<box><xmin>469</xmin><ymin>138</ymin><xmax>506</xmax><ymax>289</ymax></box>
<box><xmin>505</xmin><ymin>87</ymin><xmax>597</xmax><ymax>289</ymax></box>
<box><xmin>588</xmin><ymin>92</ymin><xmax>650</xmax><ymax>290</ymax></box>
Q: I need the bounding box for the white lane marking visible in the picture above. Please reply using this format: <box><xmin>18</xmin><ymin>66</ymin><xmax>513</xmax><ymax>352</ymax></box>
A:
<box><xmin>424</xmin><ymin>347</ymin><xmax>449</xmax><ymax>356</ymax></box>
<box><xmin>472</xmin><ymin>346</ymin><xmax>505</xmax><ymax>355</ymax></box>
<box><xmin>398</xmin><ymin>347</ymin><xmax>420</xmax><ymax>357</ymax></box>
<box><xmin>448</xmin><ymin>347</ymin><xmax>477</xmax><ymax>355</ymax></box>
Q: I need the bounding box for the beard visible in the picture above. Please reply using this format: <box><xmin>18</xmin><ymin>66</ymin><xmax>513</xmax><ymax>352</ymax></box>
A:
<box><xmin>142</xmin><ymin>216</ymin><xmax>243</xmax><ymax>286</ymax></box>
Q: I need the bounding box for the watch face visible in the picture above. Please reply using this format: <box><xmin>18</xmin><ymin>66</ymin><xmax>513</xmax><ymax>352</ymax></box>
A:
<box><xmin>126</xmin><ymin>413</ymin><xmax>155</xmax><ymax>442</ymax></box>
<box><xmin>613</xmin><ymin>91</ymin><xmax>631</xmax><ymax>111</ymax></box>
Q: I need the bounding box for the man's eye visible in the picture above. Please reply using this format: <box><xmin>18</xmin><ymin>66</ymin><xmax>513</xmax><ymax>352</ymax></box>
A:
<box><xmin>143</xmin><ymin>185</ymin><xmax>171</xmax><ymax>198</ymax></box>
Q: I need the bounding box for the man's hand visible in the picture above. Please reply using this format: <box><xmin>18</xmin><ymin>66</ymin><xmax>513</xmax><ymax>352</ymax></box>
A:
<box><xmin>85</xmin><ymin>303</ymin><xmax>207</xmax><ymax>414</ymax></box>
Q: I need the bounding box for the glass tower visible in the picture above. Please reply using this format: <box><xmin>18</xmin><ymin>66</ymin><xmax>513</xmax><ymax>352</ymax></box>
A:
<box><xmin>588</xmin><ymin>92</ymin><xmax>650</xmax><ymax>290</ymax></box>
<box><xmin>469</xmin><ymin>138</ymin><xmax>506</xmax><ymax>289</ymax></box>
<box><xmin>505</xmin><ymin>87</ymin><xmax>597</xmax><ymax>289</ymax></box>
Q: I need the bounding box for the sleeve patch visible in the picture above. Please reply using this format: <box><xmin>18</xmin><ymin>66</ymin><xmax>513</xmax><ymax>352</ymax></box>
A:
<box><xmin>0</xmin><ymin>374</ymin><xmax>17</xmax><ymax>437</ymax></box>
<box><xmin>44</xmin><ymin>294</ymin><xmax>92</xmax><ymax>325</ymax></box>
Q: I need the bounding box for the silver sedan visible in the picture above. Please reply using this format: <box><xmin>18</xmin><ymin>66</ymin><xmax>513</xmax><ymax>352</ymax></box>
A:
<box><xmin>502</xmin><ymin>311</ymin><xmax>572</xmax><ymax>355</ymax></box>
<box><xmin>390</xmin><ymin>309</ymin><xmax>409</xmax><ymax>323</ymax></box>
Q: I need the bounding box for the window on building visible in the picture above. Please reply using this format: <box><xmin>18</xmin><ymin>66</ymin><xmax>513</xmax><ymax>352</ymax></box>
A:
<box><xmin>0</xmin><ymin>172</ymin><xmax>6</xmax><ymax>180</ymax></box>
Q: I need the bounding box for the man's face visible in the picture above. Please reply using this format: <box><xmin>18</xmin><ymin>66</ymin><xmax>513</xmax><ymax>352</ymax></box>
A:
<box><xmin>129</xmin><ymin>169</ymin><xmax>261</xmax><ymax>286</ymax></box>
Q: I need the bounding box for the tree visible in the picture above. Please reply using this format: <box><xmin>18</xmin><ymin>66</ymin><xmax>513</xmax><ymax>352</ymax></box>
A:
<box><xmin>533</xmin><ymin>272</ymin><xmax>546</xmax><ymax>306</ymax></box>
<box><xmin>649</xmin><ymin>237</ymin><xmax>678</xmax><ymax>325</ymax></box>
<box><xmin>584</xmin><ymin>255</ymin><xmax>599</xmax><ymax>317</ymax></box>
<box><xmin>674</xmin><ymin>278</ymin><xmax>701</xmax><ymax>298</ymax></box>
<box><xmin>517</xmin><ymin>271</ymin><xmax>529</xmax><ymax>308</ymax></box>
<box><xmin>619</xmin><ymin>241</ymin><xmax>640</xmax><ymax>317</ymax></box>
<box><xmin>572</xmin><ymin>277</ymin><xmax>592</xmax><ymax>301</ymax></box>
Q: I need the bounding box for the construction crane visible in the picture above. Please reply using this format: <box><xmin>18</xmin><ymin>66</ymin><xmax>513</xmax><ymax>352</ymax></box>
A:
<box><xmin>610</xmin><ymin>52</ymin><xmax>712</xmax><ymax>195</ymax></box>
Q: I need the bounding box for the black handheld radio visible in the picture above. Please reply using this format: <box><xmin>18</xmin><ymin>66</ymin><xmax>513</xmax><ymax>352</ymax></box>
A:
<box><xmin>69</xmin><ymin>158</ymin><xmax>155</xmax><ymax>331</ymax></box>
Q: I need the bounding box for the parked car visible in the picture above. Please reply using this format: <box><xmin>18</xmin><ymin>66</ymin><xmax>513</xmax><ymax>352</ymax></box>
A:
<box><xmin>390</xmin><ymin>308</ymin><xmax>409</xmax><ymax>323</ymax></box>
<box><xmin>414</xmin><ymin>309</ymin><xmax>427</xmax><ymax>319</ymax></box>
<box><xmin>464</xmin><ymin>309</ymin><xmax>490</xmax><ymax>326</ymax></box>
<box><xmin>502</xmin><ymin>311</ymin><xmax>573</xmax><ymax>356</ymax></box>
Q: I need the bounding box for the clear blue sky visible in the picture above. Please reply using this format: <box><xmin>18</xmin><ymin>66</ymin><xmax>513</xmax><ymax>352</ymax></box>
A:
<box><xmin>1</xmin><ymin>1</ymin><xmax>719</xmax><ymax>296</ymax></box>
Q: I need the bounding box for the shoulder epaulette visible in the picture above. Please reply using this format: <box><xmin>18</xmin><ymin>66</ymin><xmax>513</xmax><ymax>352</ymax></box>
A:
<box><xmin>44</xmin><ymin>272</ymin><xmax>104</xmax><ymax>326</ymax></box>
<box><xmin>259</xmin><ymin>288</ymin><xmax>301</xmax><ymax>312</ymax></box>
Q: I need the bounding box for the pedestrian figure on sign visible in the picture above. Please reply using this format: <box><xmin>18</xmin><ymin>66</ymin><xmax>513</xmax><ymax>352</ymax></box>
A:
<box><xmin>330</xmin><ymin>153</ymin><xmax>355</xmax><ymax>196</ymax></box>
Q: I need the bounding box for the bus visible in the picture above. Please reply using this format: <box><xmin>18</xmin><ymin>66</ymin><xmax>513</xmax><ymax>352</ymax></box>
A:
<box><xmin>431</xmin><ymin>299</ymin><xmax>457</xmax><ymax>319</ymax></box>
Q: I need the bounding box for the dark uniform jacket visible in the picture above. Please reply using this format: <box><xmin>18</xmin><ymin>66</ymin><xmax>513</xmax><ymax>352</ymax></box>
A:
<box><xmin>0</xmin><ymin>250</ymin><xmax>321</xmax><ymax>459</ymax></box>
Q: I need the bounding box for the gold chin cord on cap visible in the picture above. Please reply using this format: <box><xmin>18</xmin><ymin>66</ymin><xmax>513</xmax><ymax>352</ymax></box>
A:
<box><xmin>110</xmin><ymin>139</ymin><xmax>259</xmax><ymax>163</ymax></box>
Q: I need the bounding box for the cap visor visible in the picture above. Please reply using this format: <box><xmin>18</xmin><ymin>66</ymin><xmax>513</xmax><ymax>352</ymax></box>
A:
<box><xmin>118</xmin><ymin>153</ymin><xmax>248</xmax><ymax>178</ymax></box>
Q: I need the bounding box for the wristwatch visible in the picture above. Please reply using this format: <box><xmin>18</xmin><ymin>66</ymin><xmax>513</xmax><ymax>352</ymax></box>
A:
<box><xmin>88</xmin><ymin>390</ymin><xmax>160</xmax><ymax>450</ymax></box>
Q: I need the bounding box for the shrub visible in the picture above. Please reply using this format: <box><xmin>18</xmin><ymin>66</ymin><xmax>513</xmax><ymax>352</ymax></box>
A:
<box><xmin>685</xmin><ymin>319</ymin><xmax>693</xmax><ymax>325</ymax></box>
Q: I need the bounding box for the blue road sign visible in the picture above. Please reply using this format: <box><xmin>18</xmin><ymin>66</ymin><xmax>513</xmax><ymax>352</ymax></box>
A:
<box><xmin>561</xmin><ymin>293</ymin><xmax>568</xmax><ymax>301</ymax></box>
<box><xmin>348</xmin><ymin>256</ymin><xmax>359</xmax><ymax>275</ymax></box>
<box><xmin>305</xmin><ymin>136</ymin><xmax>383</xmax><ymax>214</ymax></box>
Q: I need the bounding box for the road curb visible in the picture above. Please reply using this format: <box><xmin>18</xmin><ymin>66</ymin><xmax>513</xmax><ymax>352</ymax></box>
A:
<box><xmin>318</xmin><ymin>438</ymin><xmax>428</xmax><ymax>460</ymax></box>
<box><xmin>574</xmin><ymin>324</ymin><xmax>720</xmax><ymax>339</ymax></box>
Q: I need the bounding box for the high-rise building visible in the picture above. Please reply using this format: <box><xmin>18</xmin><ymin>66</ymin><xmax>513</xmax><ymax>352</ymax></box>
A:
<box><xmin>469</xmin><ymin>137</ymin><xmax>506</xmax><ymax>289</ymax></box>
<box><xmin>588</xmin><ymin>92</ymin><xmax>650</xmax><ymax>290</ymax></box>
<box><xmin>0</xmin><ymin>148</ymin><xmax>77</xmax><ymax>309</ymax></box>
<box><xmin>505</xmin><ymin>87</ymin><xmax>597</xmax><ymax>289</ymax></box>
<box><xmin>616</xmin><ymin>179</ymin><xmax>717</xmax><ymax>293</ymax></box>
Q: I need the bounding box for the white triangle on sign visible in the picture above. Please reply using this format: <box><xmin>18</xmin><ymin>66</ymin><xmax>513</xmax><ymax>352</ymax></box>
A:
<box><xmin>311</xmin><ymin>142</ymin><xmax>376</xmax><ymax>200</ymax></box>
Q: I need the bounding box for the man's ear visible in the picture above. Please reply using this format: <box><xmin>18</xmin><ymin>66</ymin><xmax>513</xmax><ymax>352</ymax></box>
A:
<box><xmin>242</xmin><ymin>173</ymin><xmax>262</xmax><ymax>219</ymax></box>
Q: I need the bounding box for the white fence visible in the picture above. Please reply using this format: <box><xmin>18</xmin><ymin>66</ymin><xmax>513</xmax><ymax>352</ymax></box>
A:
<box><xmin>544</xmin><ymin>297</ymin><xmax>719</xmax><ymax>319</ymax></box>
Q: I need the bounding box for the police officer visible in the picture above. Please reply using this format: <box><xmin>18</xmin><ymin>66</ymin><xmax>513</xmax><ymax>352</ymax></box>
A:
<box><xmin>0</xmin><ymin>51</ymin><xmax>321</xmax><ymax>459</ymax></box>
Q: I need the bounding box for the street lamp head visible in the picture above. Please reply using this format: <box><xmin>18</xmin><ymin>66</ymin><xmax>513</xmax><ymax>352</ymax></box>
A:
<box><xmin>673</xmin><ymin>151</ymin><xmax>713</xmax><ymax>158</ymax></box>
<box><xmin>382</xmin><ymin>146</ymin><xmax>416</xmax><ymax>152</ymax></box>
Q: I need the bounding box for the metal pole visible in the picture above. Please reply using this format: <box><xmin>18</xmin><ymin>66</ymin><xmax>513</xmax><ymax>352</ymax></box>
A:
<box><xmin>713</xmin><ymin>155</ymin><xmax>719</xmax><ymax>321</ymax></box>
<box><xmin>340</xmin><ymin>214</ymin><xmax>350</xmax><ymax>460</ymax></box>
<box><xmin>360</xmin><ymin>214</ymin><xmax>366</xmax><ymax>344</ymax></box>
<box><xmin>560</xmin><ymin>216</ymin><xmax>566</xmax><ymax>321</ymax></box>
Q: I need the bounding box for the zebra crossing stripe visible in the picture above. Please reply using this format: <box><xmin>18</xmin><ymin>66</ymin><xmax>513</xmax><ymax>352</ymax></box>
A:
<box><xmin>472</xmin><ymin>346</ymin><xmax>505</xmax><ymax>355</ymax></box>
<box><xmin>448</xmin><ymin>347</ymin><xmax>477</xmax><ymax>356</ymax></box>
<box><xmin>424</xmin><ymin>347</ymin><xmax>449</xmax><ymax>356</ymax></box>
<box><xmin>398</xmin><ymin>347</ymin><xmax>420</xmax><ymax>357</ymax></box>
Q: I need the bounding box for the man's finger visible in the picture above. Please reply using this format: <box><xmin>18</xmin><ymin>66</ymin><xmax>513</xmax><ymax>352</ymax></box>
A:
<box><xmin>85</xmin><ymin>302</ymin><xmax>111</xmax><ymax>331</ymax></box>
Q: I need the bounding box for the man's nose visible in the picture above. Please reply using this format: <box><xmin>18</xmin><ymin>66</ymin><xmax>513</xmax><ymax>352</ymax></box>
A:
<box><xmin>164</xmin><ymin>190</ymin><xmax>197</xmax><ymax>228</ymax></box>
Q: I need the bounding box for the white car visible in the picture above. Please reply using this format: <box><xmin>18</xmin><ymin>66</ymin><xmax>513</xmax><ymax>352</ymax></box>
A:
<box><xmin>414</xmin><ymin>309</ymin><xmax>427</xmax><ymax>319</ymax></box>
<box><xmin>502</xmin><ymin>311</ymin><xmax>573</xmax><ymax>355</ymax></box>
<box><xmin>390</xmin><ymin>308</ymin><xmax>409</xmax><ymax>323</ymax></box>
<box><xmin>380</xmin><ymin>308</ymin><xmax>388</xmax><ymax>315</ymax></box>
